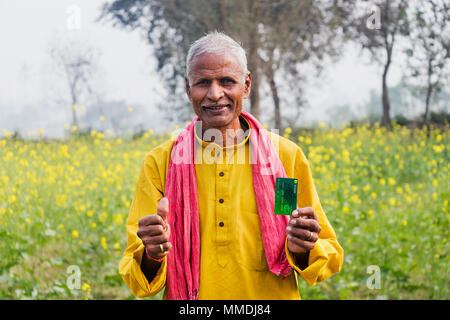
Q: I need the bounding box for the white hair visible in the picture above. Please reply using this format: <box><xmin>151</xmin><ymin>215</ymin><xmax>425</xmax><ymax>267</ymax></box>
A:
<box><xmin>186</xmin><ymin>31</ymin><xmax>248</xmax><ymax>84</ymax></box>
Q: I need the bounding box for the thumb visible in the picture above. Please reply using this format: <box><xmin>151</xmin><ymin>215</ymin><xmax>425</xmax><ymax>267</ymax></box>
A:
<box><xmin>157</xmin><ymin>197</ymin><xmax>169</xmax><ymax>226</ymax></box>
<box><xmin>290</xmin><ymin>208</ymin><xmax>300</xmax><ymax>220</ymax></box>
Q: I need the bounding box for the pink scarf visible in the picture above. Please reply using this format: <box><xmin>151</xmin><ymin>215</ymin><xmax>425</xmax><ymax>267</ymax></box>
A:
<box><xmin>164</xmin><ymin>111</ymin><xmax>292</xmax><ymax>300</ymax></box>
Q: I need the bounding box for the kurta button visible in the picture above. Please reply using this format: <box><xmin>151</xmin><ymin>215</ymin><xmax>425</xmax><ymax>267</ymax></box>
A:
<box><xmin>219</xmin><ymin>172</ymin><xmax>224</xmax><ymax>177</ymax></box>
<box><xmin>219</xmin><ymin>198</ymin><xmax>224</xmax><ymax>203</ymax></box>
<box><xmin>219</xmin><ymin>222</ymin><xmax>224</xmax><ymax>227</ymax></box>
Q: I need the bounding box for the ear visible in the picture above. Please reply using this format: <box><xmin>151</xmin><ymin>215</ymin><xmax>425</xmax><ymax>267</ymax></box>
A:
<box><xmin>243</xmin><ymin>72</ymin><xmax>251</xmax><ymax>99</ymax></box>
<box><xmin>185</xmin><ymin>77</ymin><xmax>192</xmax><ymax>101</ymax></box>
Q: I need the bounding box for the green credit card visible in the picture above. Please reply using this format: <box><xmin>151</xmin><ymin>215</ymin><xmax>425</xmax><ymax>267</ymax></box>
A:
<box><xmin>274</xmin><ymin>177</ymin><xmax>298</xmax><ymax>215</ymax></box>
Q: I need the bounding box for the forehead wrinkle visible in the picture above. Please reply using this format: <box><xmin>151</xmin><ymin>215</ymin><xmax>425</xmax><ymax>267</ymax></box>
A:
<box><xmin>190</xmin><ymin>53</ymin><xmax>243</xmax><ymax>81</ymax></box>
<box><xmin>191</xmin><ymin>67</ymin><xmax>241</xmax><ymax>81</ymax></box>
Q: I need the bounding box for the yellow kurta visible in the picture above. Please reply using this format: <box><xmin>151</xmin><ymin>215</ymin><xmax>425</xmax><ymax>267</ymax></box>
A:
<box><xmin>119</xmin><ymin>117</ymin><xmax>343</xmax><ymax>299</ymax></box>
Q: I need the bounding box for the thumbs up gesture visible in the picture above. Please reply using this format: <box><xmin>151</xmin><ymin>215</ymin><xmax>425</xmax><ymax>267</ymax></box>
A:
<box><xmin>137</xmin><ymin>197</ymin><xmax>172</xmax><ymax>261</ymax></box>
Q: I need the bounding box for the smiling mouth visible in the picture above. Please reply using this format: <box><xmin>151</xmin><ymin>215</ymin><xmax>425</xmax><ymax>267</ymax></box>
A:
<box><xmin>203</xmin><ymin>104</ymin><xmax>231</xmax><ymax>111</ymax></box>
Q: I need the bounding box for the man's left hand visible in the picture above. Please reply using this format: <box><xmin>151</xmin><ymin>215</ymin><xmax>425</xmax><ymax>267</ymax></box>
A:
<box><xmin>286</xmin><ymin>207</ymin><xmax>321</xmax><ymax>256</ymax></box>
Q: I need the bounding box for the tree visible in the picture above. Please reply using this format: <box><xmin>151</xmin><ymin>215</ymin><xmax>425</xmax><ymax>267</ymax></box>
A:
<box><xmin>99</xmin><ymin>0</ymin><xmax>353</xmax><ymax>127</ymax></box>
<box><xmin>258</xmin><ymin>0</ymin><xmax>354</xmax><ymax>129</ymax></box>
<box><xmin>50</xmin><ymin>36</ymin><xmax>101</xmax><ymax>128</ymax></box>
<box><xmin>404</xmin><ymin>0</ymin><xmax>449</xmax><ymax>126</ymax></box>
<box><xmin>98</xmin><ymin>0</ymin><xmax>237</xmax><ymax>122</ymax></box>
<box><xmin>350</xmin><ymin>0</ymin><xmax>409</xmax><ymax>128</ymax></box>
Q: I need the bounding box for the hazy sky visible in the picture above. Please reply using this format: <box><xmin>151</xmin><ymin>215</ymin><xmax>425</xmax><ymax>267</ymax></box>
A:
<box><xmin>0</xmin><ymin>0</ymin><xmax>405</xmax><ymax>136</ymax></box>
<box><xmin>0</xmin><ymin>0</ymin><xmax>162</xmax><ymax>105</ymax></box>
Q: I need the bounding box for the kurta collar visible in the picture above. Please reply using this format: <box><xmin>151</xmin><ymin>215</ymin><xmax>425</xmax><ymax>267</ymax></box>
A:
<box><xmin>194</xmin><ymin>115</ymin><xmax>251</xmax><ymax>151</ymax></box>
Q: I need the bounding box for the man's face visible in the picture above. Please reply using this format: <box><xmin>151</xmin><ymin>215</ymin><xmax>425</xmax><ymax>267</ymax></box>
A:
<box><xmin>186</xmin><ymin>52</ymin><xmax>251</xmax><ymax>132</ymax></box>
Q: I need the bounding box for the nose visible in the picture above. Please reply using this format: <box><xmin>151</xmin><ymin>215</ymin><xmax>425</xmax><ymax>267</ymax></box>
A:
<box><xmin>206</xmin><ymin>80</ymin><xmax>224</xmax><ymax>102</ymax></box>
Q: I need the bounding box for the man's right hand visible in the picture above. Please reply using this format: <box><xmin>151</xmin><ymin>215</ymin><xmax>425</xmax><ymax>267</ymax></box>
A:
<box><xmin>137</xmin><ymin>197</ymin><xmax>172</xmax><ymax>261</ymax></box>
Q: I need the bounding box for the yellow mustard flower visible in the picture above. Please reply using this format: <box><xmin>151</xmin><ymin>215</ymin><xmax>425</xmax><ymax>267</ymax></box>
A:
<box><xmin>101</xmin><ymin>236</ymin><xmax>108</xmax><ymax>250</ymax></box>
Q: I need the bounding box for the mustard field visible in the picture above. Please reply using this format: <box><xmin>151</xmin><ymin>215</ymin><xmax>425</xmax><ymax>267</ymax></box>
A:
<box><xmin>0</xmin><ymin>123</ymin><xmax>448</xmax><ymax>299</ymax></box>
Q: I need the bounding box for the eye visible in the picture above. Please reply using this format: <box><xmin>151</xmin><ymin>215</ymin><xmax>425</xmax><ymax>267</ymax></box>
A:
<box><xmin>195</xmin><ymin>79</ymin><xmax>209</xmax><ymax>86</ymax></box>
<box><xmin>220</xmin><ymin>78</ymin><xmax>235</xmax><ymax>86</ymax></box>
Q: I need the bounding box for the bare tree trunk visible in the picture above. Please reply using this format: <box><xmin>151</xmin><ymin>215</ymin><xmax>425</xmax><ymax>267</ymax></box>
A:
<box><xmin>71</xmin><ymin>107</ymin><xmax>78</xmax><ymax>127</ymax></box>
<box><xmin>424</xmin><ymin>84</ymin><xmax>432</xmax><ymax>126</ymax></box>
<box><xmin>269</xmin><ymin>74</ymin><xmax>281</xmax><ymax>130</ymax></box>
<box><xmin>247</xmin><ymin>0</ymin><xmax>260</xmax><ymax>119</ymax></box>
<box><xmin>424</xmin><ymin>74</ymin><xmax>433</xmax><ymax>139</ymax></box>
<box><xmin>71</xmin><ymin>91</ymin><xmax>78</xmax><ymax>128</ymax></box>
<box><xmin>381</xmin><ymin>47</ymin><xmax>392</xmax><ymax>129</ymax></box>
<box><xmin>264</xmin><ymin>46</ymin><xmax>281</xmax><ymax>129</ymax></box>
<box><xmin>423</xmin><ymin>59</ymin><xmax>433</xmax><ymax>127</ymax></box>
<box><xmin>381</xmin><ymin>71</ymin><xmax>390</xmax><ymax>128</ymax></box>
<box><xmin>379</xmin><ymin>0</ymin><xmax>395</xmax><ymax>129</ymax></box>
<box><xmin>217</xmin><ymin>0</ymin><xmax>228</xmax><ymax>34</ymax></box>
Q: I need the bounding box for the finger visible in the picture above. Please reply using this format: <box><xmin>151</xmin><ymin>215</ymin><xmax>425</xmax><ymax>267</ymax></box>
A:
<box><xmin>287</xmin><ymin>241</ymin><xmax>307</xmax><ymax>254</ymax></box>
<box><xmin>157</xmin><ymin>197</ymin><xmax>169</xmax><ymax>228</ymax></box>
<box><xmin>287</xmin><ymin>234</ymin><xmax>315</xmax><ymax>251</ymax></box>
<box><xmin>137</xmin><ymin>224</ymin><xmax>165</xmax><ymax>240</ymax></box>
<box><xmin>138</xmin><ymin>214</ymin><xmax>165</xmax><ymax>227</ymax></box>
<box><xmin>145</xmin><ymin>232</ymin><xmax>170</xmax><ymax>245</ymax></box>
<box><xmin>289</xmin><ymin>217</ymin><xmax>321</xmax><ymax>233</ymax></box>
<box><xmin>286</xmin><ymin>226</ymin><xmax>319</xmax><ymax>242</ymax></box>
<box><xmin>147</xmin><ymin>241</ymin><xmax>172</xmax><ymax>258</ymax></box>
<box><xmin>164</xmin><ymin>241</ymin><xmax>173</xmax><ymax>252</ymax></box>
<box><xmin>297</xmin><ymin>207</ymin><xmax>318</xmax><ymax>220</ymax></box>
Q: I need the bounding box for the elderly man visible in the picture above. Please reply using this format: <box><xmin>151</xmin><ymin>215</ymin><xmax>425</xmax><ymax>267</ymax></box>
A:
<box><xmin>119</xmin><ymin>32</ymin><xmax>343</xmax><ymax>300</ymax></box>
